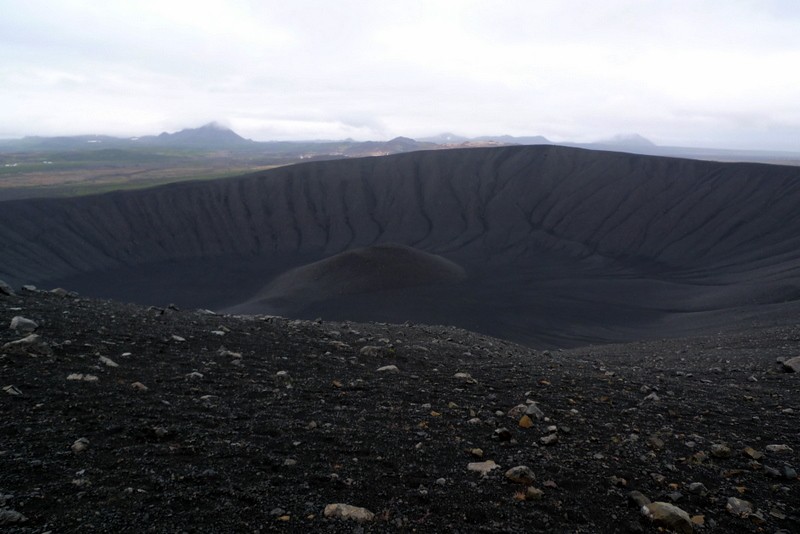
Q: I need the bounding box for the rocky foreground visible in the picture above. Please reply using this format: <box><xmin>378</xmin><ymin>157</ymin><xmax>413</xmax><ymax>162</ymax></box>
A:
<box><xmin>1</xmin><ymin>283</ymin><xmax>798</xmax><ymax>533</ymax></box>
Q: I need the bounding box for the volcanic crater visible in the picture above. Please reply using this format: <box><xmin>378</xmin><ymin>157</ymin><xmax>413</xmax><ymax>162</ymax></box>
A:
<box><xmin>2</xmin><ymin>145</ymin><xmax>800</xmax><ymax>346</ymax></box>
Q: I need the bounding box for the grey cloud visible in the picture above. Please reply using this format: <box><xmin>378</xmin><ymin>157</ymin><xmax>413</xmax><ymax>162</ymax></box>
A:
<box><xmin>0</xmin><ymin>0</ymin><xmax>798</xmax><ymax>150</ymax></box>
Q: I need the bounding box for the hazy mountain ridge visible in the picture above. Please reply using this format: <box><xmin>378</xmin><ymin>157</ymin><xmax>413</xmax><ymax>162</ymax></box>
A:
<box><xmin>0</xmin><ymin>124</ymin><xmax>436</xmax><ymax>155</ymax></box>
<box><xmin>4</xmin><ymin>125</ymin><xmax>798</xmax><ymax>165</ymax></box>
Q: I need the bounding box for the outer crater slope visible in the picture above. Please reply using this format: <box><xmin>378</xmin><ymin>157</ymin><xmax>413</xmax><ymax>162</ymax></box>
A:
<box><xmin>1</xmin><ymin>145</ymin><xmax>800</xmax><ymax>346</ymax></box>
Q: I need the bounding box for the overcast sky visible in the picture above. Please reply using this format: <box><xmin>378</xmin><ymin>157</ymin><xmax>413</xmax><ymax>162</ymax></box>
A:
<box><xmin>1</xmin><ymin>0</ymin><xmax>799</xmax><ymax>150</ymax></box>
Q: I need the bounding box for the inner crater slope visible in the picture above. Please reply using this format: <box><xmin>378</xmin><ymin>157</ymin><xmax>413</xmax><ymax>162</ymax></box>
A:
<box><xmin>2</xmin><ymin>145</ymin><xmax>800</xmax><ymax>346</ymax></box>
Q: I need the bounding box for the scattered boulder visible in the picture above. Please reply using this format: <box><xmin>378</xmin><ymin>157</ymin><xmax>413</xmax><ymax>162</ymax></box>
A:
<box><xmin>642</xmin><ymin>502</ymin><xmax>693</xmax><ymax>534</ymax></box>
<box><xmin>782</xmin><ymin>356</ymin><xmax>800</xmax><ymax>373</ymax></box>
<box><xmin>540</xmin><ymin>434</ymin><xmax>558</xmax><ymax>446</ymax></box>
<box><xmin>130</xmin><ymin>382</ymin><xmax>148</xmax><ymax>392</ymax></box>
<box><xmin>0</xmin><ymin>508</ymin><xmax>27</xmax><ymax>525</ymax></box>
<box><xmin>687</xmin><ymin>482</ymin><xmax>708</xmax><ymax>497</ymax></box>
<box><xmin>726</xmin><ymin>496</ymin><xmax>753</xmax><ymax>517</ymax></box>
<box><xmin>71</xmin><ymin>437</ymin><xmax>90</xmax><ymax>453</ymax></box>
<box><xmin>525</xmin><ymin>487</ymin><xmax>544</xmax><ymax>501</ymax></box>
<box><xmin>3</xmin><ymin>385</ymin><xmax>23</xmax><ymax>396</ymax></box>
<box><xmin>764</xmin><ymin>465</ymin><xmax>782</xmax><ymax>478</ymax></box>
<box><xmin>505</xmin><ymin>465</ymin><xmax>535</xmax><ymax>485</ymax></box>
<box><xmin>218</xmin><ymin>348</ymin><xmax>242</xmax><ymax>359</ymax></box>
<box><xmin>628</xmin><ymin>490</ymin><xmax>651</xmax><ymax>508</ymax></box>
<box><xmin>507</xmin><ymin>404</ymin><xmax>527</xmax><ymax>418</ymax></box>
<box><xmin>51</xmin><ymin>287</ymin><xmax>77</xmax><ymax>298</ymax></box>
<box><xmin>453</xmin><ymin>372</ymin><xmax>476</xmax><ymax>384</ymax></box>
<box><xmin>9</xmin><ymin>316</ymin><xmax>37</xmax><ymax>333</ymax></box>
<box><xmin>67</xmin><ymin>373</ymin><xmax>99</xmax><ymax>382</ymax></box>
<box><xmin>376</xmin><ymin>365</ymin><xmax>399</xmax><ymax>373</ymax></box>
<box><xmin>99</xmin><ymin>356</ymin><xmax>119</xmax><ymax>368</ymax></box>
<box><xmin>525</xmin><ymin>403</ymin><xmax>545</xmax><ymax>420</ymax></box>
<box><xmin>743</xmin><ymin>446</ymin><xmax>764</xmax><ymax>460</ymax></box>
<box><xmin>323</xmin><ymin>503</ymin><xmax>374</xmax><ymax>523</ymax></box>
<box><xmin>0</xmin><ymin>279</ymin><xmax>14</xmax><ymax>296</ymax></box>
<box><xmin>2</xmin><ymin>334</ymin><xmax>51</xmax><ymax>356</ymax></box>
<box><xmin>765</xmin><ymin>444</ymin><xmax>793</xmax><ymax>454</ymax></box>
<box><xmin>782</xmin><ymin>465</ymin><xmax>797</xmax><ymax>479</ymax></box>
<box><xmin>359</xmin><ymin>346</ymin><xmax>381</xmax><ymax>357</ymax></box>
<box><xmin>710</xmin><ymin>443</ymin><xmax>732</xmax><ymax>459</ymax></box>
<box><xmin>641</xmin><ymin>392</ymin><xmax>660</xmax><ymax>403</ymax></box>
<box><xmin>468</xmin><ymin>460</ymin><xmax>499</xmax><ymax>476</ymax></box>
<box><xmin>275</xmin><ymin>370</ymin><xmax>291</xmax><ymax>387</ymax></box>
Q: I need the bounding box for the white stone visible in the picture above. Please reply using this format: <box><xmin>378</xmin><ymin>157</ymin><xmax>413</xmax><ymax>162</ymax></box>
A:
<box><xmin>10</xmin><ymin>316</ymin><xmax>38</xmax><ymax>333</ymax></box>
<box><xmin>323</xmin><ymin>503</ymin><xmax>374</xmax><ymax>522</ymax></box>
<box><xmin>99</xmin><ymin>356</ymin><xmax>119</xmax><ymax>368</ymax></box>
<box><xmin>467</xmin><ymin>460</ymin><xmax>499</xmax><ymax>476</ymax></box>
<box><xmin>71</xmin><ymin>437</ymin><xmax>90</xmax><ymax>453</ymax></box>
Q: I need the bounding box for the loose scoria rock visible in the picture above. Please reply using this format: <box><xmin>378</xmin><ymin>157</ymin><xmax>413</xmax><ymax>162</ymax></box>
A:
<box><xmin>525</xmin><ymin>487</ymin><xmax>544</xmax><ymax>500</ymax></box>
<box><xmin>726</xmin><ymin>496</ymin><xmax>753</xmax><ymax>517</ymax></box>
<box><xmin>766</xmin><ymin>444</ymin><xmax>793</xmax><ymax>453</ymax></box>
<box><xmin>540</xmin><ymin>434</ymin><xmax>558</xmax><ymax>445</ymax></box>
<box><xmin>743</xmin><ymin>446</ymin><xmax>763</xmax><ymax>460</ymax></box>
<box><xmin>453</xmin><ymin>372</ymin><xmax>476</xmax><ymax>384</ymax></box>
<box><xmin>359</xmin><ymin>345</ymin><xmax>381</xmax><ymax>356</ymax></box>
<box><xmin>710</xmin><ymin>443</ymin><xmax>732</xmax><ymax>458</ymax></box>
<box><xmin>67</xmin><ymin>373</ymin><xmax>99</xmax><ymax>382</ymax></box>
<box><xmin>99</xmin><ymin>356</ymin><xmax>119</xmax><ymax>367</ymax></box>
<box><xmin>0</xmin><ymin>509</ymin><xmax>28</xmax><ymax>525</ymax></box>
<box><xmin>51</xmin><ymin>287</ymin><xmax>77</xmax><ymax>298</ymax></box>
<box><xmin>71</xmin><ymin>437</ymin><xmax>90</xmax><ymax>453</ymax></box>
<box><xmin>323</xmin><ymin>503</ymin><xmax>374</xmax><ymax>522</ymax></box>
<box><xmin>2</xmin><ymin>334</ymin><xmax>51</xmax><ymax>355</ymax></box>
<box><xmin>782</xmin><ymin>356</ymin><xmax>800</xmax><ymax>373</ymax></box>
<box><xmin>10</xmin><ymin>316</ymin><xmax>38</xmax><ymax>333</ymax></box>
<box><xmin>642</xmin><ymin>502</ymin><xmax>693</xmax><ymax>534</ymax></box>
<box><xmin>525</xmin><ymin>403</ymin><xmax>545</xmax><ymax>420</ymax></box>
<box><xmin>468</xmin><ymin>460</ymin><xmax>499</xmax><ymax>476</ymax></box>
<box><xmin>3</xmin><ymin>385</ymin><xmax>22</xmax><ymax>396</ymax></box>
<box><xmin>687</xmin><ymin>482</ymin><xmax>708</xmax><ymax>496</ymax></box>
<box><xmin>505</xmin><ymin>465</ymin><xmax>535</xmax><ymax>484</ymax></box>
<box><xmin>0</xmin><ymin>279</ymin><xmax>14</xmax><ymax>296</ymax></box>
<box><xmin>493</xmin><ymin>427</ymin><xmax>512</xmax><ymax>441</ymax></box>
<box><xmin>628</xmin><ymin>490</ymin><xmax>651</xmax><ymax>508</ymax></box>
<box><xmin>130</xmin><ymin>382</ymin><xmax>148</xmax><ymax>391</ymax></box>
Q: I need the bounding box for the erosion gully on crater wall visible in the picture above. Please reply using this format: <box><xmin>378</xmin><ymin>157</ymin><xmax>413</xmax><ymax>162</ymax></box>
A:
<box><xmin>1</xmin><ymin>145</ymin><xmax>800</xmax><ymax>347</ymax></box>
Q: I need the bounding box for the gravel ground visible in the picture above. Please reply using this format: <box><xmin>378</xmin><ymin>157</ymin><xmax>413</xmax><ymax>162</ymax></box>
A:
<box><xmin>1</xmin><ymin>288</ymin><xmax>798</xmax><ymax>532</ymax></box>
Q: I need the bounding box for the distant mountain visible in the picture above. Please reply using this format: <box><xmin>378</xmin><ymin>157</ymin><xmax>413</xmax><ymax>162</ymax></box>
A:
<box><xmin>0</xmin><ymin>124</ymin><xmax>254</xmax><ymax>152</ymax></box>
<box><xmin>595</xmin><ymin>133</ymin><xmax>656</xmax><ymax>148</ymax></box>
<box><xmin>3</xmin><ymin>126</ymin><xmax>798</xmax><ymax>165</ymax></box>
<box><xmin>343</xmin><ymin>136</ymin><xmax>437</xmax><ymax>157</ymax></box>
<box><xmin>140</xmin><ymin>122</ymin><xmax>253</xmax><ymax>149</ymax></box>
